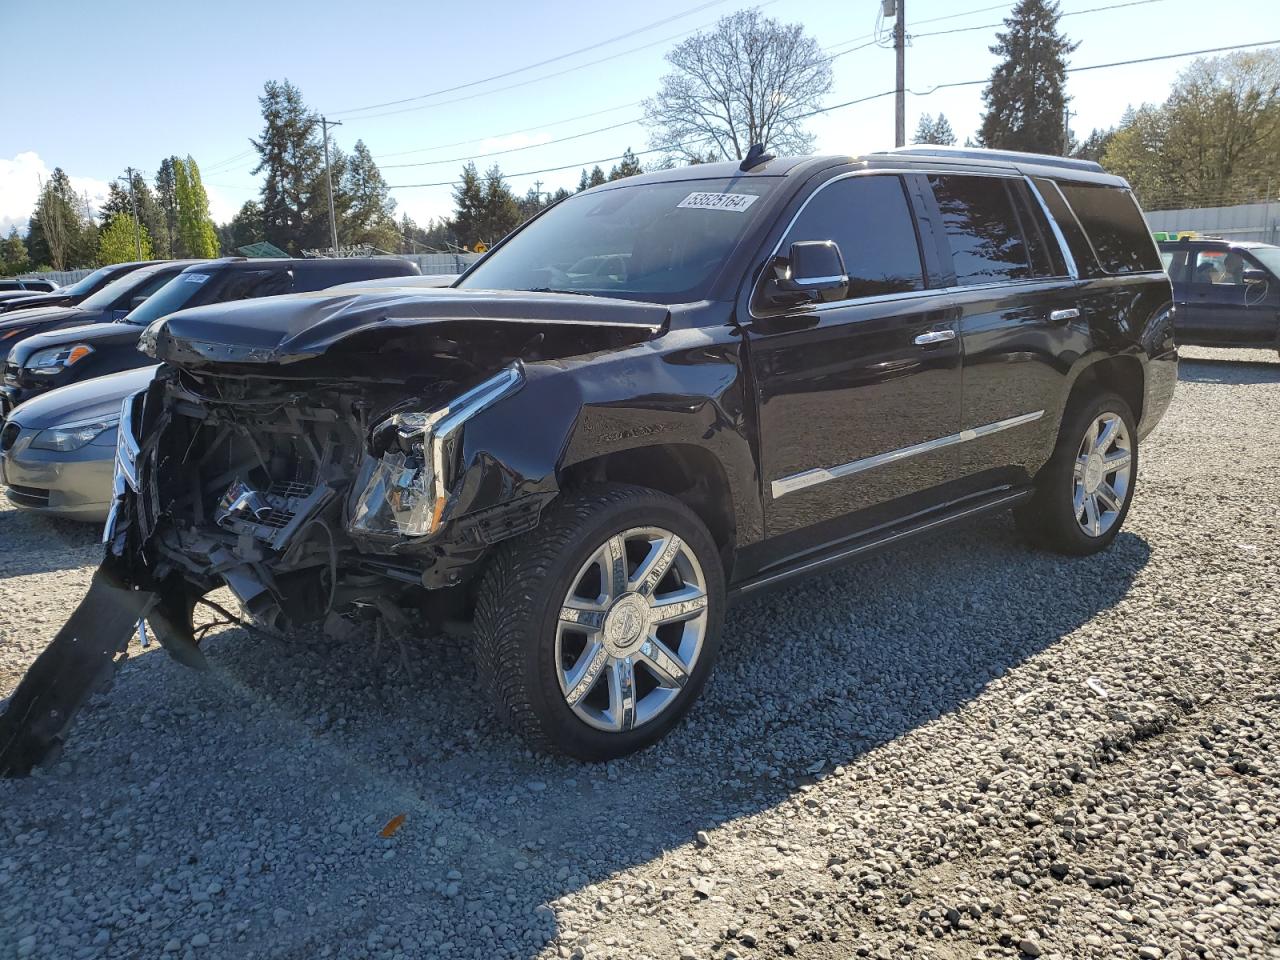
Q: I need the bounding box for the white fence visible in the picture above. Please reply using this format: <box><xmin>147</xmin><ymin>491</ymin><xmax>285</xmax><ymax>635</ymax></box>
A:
<box><xmin>1146</xmin><ymin>200</ymin><xmax>1280</xmax><ymax>244</ymax></box>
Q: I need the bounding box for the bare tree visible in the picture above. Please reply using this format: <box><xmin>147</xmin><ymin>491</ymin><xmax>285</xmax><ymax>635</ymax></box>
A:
<box><xmin>642</xmin><ymin>10</ymin><xmax>832</xmax><ymax>163</ymax></box>
<box><xmin>37</xmin><ymin>175</ymin><xmax>69</xmax><ymax>272</ymax></box>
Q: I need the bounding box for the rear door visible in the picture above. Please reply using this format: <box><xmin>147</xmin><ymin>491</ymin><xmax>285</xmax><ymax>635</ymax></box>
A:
<box><xmin>923</xmin><ymin>173</ymin><xmax>1083</xmax><ymax>490</ymax></box>
<box><xmin>743</xmin><ymin>171</ymin><xmax>964</xmax><ymax>559</ymax></box>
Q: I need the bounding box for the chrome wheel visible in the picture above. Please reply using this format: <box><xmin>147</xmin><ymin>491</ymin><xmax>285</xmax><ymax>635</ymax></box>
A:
<box><xmin>555</xmin><ymin>526</ymin><xmax>709</xmax><ymax>733</ymax></box>
<box><xmin>1073</xmin><ymin>411</ymin><xmax>1132</xmax><ymax>537</ymax></box>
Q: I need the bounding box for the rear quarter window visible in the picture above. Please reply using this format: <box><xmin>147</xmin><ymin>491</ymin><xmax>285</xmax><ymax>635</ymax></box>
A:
<box><xmin>1053</xmin><ymin>182</ymin><xmax>1161</xmax><ymax>274</ymax></box>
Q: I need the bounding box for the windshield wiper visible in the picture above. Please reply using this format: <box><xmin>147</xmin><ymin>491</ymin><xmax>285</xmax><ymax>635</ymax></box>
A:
<box><xmin>522</xmin><ymin>287</ymin><xmax>594</xmax><ymax>296</ymax></box>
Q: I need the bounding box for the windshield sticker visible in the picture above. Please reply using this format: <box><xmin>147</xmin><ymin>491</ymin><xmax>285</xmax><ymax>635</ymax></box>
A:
<box><xmin>677</xmin><ymin>192</ymin><xmax>759</xmax><ymax>213</ymax></box>
<box><xmin>182</xmin><ymin>273</ymin><xmax>211</xmax><ymax>284</ymax></box>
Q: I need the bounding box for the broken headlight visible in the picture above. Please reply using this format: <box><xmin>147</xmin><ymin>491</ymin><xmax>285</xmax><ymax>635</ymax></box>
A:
<box><xmin>349</xmin><ymin>365</ymin><xmax>523</xmax><ymax>539</ymax></box>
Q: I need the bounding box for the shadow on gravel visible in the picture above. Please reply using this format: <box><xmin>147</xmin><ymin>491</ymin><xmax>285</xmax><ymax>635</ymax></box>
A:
<box><xmin>1177</xmin><ymin>356</ymin><xmax>1280</xmax><ymax>385</ymax></box>
<box><xmin>0</xmin><ymin>507</ymin><xmax>100</xmax><ymax>578</ymax></box>
<box><xmin>0</xmin><ymin>516</ymin><xmax>1153</xmax><ymax>958</ymax></box>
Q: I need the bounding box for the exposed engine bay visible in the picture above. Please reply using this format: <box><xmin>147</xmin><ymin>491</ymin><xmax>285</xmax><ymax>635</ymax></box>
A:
<box><xmin>121</xmin><ymin>363</ymin><xmax>532</xmax><ymax>633</ymax></box>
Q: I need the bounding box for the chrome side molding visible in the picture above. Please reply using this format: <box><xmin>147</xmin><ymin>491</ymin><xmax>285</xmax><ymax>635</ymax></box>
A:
<box><xmin>1049</xmin><ymin>308</ymin><xmax>1081</xmax><ymax>322</ymax></box>
<box><xmin>770</xmin><ymin>410</ymin><xmax>1045</xmax><ymax>499</ymax></box>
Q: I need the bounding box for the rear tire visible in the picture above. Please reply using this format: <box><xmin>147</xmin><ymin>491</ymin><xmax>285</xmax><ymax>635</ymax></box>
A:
<box><xmin>1015</xmin><ymin>390</ymin><xmax>1138</xmax><ymax>556</ymax></box>
<box><xmin>473</xmin><ymin>484</ymin><xmax>726</xmax><ymax>761</ymax></box>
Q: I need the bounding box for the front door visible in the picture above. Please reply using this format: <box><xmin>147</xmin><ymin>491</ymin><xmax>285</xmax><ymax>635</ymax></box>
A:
<box><xmin>1182</xmin><ymin>248</ymin><xmax>1280</xmax><ymax>345</ymax></box>
<box><xmin>742</xmin><ymin>172</ymin><xmax>964</xmax><ymax>570</ymax></box>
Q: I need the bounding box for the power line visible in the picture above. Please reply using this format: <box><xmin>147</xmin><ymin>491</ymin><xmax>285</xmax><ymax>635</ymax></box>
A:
<box><xmin>386</xmin><ymin>37</ymin><xmax>1280</xmax><ymax>190</ymax></box>
<box><xmin>373</xmin><ymin>101</ymin><xmax>643</xmax><ymax>159</ymax></box>
<box><xmin>327</xmin><ymin>0</ymin><xmax>735</xmax><ymax>117</ymax></box>
<box><xmin>373</xmin><ymin>0</ymin><xmax>1178</xmax><ymax>174</ymax></box>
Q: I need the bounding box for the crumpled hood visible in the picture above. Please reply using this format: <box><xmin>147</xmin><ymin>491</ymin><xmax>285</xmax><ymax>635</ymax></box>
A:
<box><xmin>5</xmin><ymin>365</ymin><xmax>159</xmax><ymax>429</ymax></box>
<box><xmin>144</xmin><ymin>288</ymin><xmax>670</xmax><ymax>369</ymax></box>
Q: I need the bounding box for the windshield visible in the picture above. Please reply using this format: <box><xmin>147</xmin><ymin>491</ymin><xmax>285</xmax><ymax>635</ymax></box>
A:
<box><xmin>55</xmin><ymin>266</ymin><xmax>119</xmax><ymax>299</ymax></box>
<box><xmin>124</xmin><ymin>271</ymin><xmax>218</xmax><ymax>326</ymax></box>
<box><xmin>1246</xmin><ymin>247</ymin><xmax>1280</xmax><ymax>277</ymax></box>
<box><xmin>78</xmin><ymin>269</ymin><xmax>161</xmax><ymax>311</ymax></box>
<box><xmin>458</xmin><ymin>178</ymin><xmax>777</xmax><ymax>303</ymax></box>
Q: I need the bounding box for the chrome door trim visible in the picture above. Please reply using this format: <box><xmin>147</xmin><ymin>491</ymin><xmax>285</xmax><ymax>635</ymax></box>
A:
<box><xmin>1049</xmin><ymin>308</ymin><xmax>1081</xmax><ymax>322</ymax></box>
<box><xmin>770</xmin><ymin>409</ymin><xmax>1045</xmax><ymax>499</ymax></box>
<box><xmin>914</xmin><ymin>329</ymin><xmax>956</xmax><ymax>345</ymax></box>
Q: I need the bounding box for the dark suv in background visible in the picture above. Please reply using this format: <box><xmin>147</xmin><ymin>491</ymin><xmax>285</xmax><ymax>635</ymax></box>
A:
<box><xmin>0</xmin><ymin>260</ymin><xmax>198</xmax><ymax>369</ymax></box>
<box><xmin>1158</xmin><ymin>237</ymin><xmax>1280</xmax><ymax>353</ymax></box>
<box><xmin>0</xmin><ymin>146</ymin><xmax>1175</xmax><ymax>775</ymax></box>
<box><xmin>0</xmin><ymin>261</ymin><xmax>153</xmax><ymax>315</ymax></box>
<box><xmin>1</xmin><ymin>256</ymin><xmax>420</xmax><ymax>415</ymax></box>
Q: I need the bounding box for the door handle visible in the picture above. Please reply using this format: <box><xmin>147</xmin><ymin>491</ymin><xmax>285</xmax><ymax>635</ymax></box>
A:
<box><xmin>914</xmin><ymin>329</ymin><xmax>956</xmax><ymax>345</ymax></box>
<box><xmin>1050</xmin><ymin>308</ymin><xmax>1081</xmax><ymax>322</ymax></box>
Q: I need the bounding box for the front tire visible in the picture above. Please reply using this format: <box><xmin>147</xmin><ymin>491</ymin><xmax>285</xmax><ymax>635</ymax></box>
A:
<box><xmin>473</xmin><ymin>484</ymin><xmax>726</xmax><ymax>761</ymax></box>
<box><xmin>1016</xmin><ymin>390</ymin><xmax>1138</xmax><ymax>555</ymax></box>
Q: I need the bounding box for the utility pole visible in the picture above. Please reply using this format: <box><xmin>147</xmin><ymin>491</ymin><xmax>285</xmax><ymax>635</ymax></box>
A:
<box><xmin>321</xmin><ymin>116</ymin><xmax>342</xmax><ymax>256</ymax></box>
<box><xmin>893</xmin><ymin>0</ymin><xmax>906</xmax><ymax>148</ymax></box>
<box><xmin>124</xmin><ymin>167</ymin><xmax>142</xmax><ymax>260</ymax></box>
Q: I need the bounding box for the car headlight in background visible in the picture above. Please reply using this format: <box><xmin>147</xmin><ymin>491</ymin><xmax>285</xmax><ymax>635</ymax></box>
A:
<box><xmin>0</xmin><ymin>327</ymin><xmax>30</xmax><ymax>341</ymax></box>
<box><xmin>25</xmin><ymin>343</ymin><xmax>94</xmax><ymax>375</ymax></box>
<box><xmin>349</xmin><ymin>365</ymin><xmax>523</xmax><ymax>539</ymax></box>
<box><xmin>30</xmin><ymin>416</ymin><xmax>118</xmax><ymax>452</ymax></box>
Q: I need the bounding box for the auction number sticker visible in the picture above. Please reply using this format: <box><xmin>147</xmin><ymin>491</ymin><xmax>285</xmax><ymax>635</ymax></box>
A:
<box><xmin>183</xmin><ymin>273</ymin><xmax>212</xmax><ymax>284</ymax></box>
<box><xmin>678</xmin><ymin>192</ymin><xmax>759</xmax><ymax>212</ymax></box>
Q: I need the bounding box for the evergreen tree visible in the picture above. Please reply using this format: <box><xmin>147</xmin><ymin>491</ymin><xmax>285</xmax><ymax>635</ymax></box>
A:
<box><xmin>978</xmin><ymin>0</ymin><xmax>1077</xmax><ymax>153</ymax></box>
<box><xmin>608</xmin><ymin>148</ymin><xmax>644</xmax><ymax>181</ymax></box>
<box><xmin>1073</xmin><ymin>126</ymin><xmax>1115</xmax><ymax>162</ymax></box>
<box><xmin>452</xmin><ymin>163</ymin><xmax>486</xmax><ymax>249</ymax></box>
<box><xmin>547</xmin><ymin>187</ymin><xmax>572</xmax><ymax>205</ymax></box>
<box><xmin>174</xmin><ymin>157</ymin><xmax>220</xmax><ymax>258</ymax></box>
<box><xmin>914</xmin><ymin>113</ymin><xmax>958</xmax><ymax>146</ymax></box>
<box><xmin>225</xmin><ymin>200</ymin><xmax>266</xmax><ymax>252</ymax></box>
<box><xmin>156</xmin><ymin>158</ymin><xmax>180</xmax><ymax>257</ymax></box>
<box><xmin>100</xmin><ymin>171</ymin><xmax>168</xmax><ymax>255</ymax></box>
<box><xmin>480</xmin><ymin>164</ymin><xmax>522</xmax><ymax>246</ymax></box>
<box><xmin>587</xmin><ymin>165</ymin><xmax>607</xmax><ymax>188</ymax></box>
<box><xmin>342</xmin><ymin>140</ymin><xmax>399</xmax><ymax>251</ymax></box>
<box><xmin>99</xmin><ymin>214</ymin><xmax>154</xmax><ymax>264</ymax></box>
<box><xmin>1</xmin><ymin>228</ymin><xmax>29</xmax><ymax>276</ymax></box>
<box><xmin>576</xmin><ymin>168</ymin><xmax>591</xmax><ymax>192</ymax></box>
<box><xmin>252</xmin><ymin>79</ymin><xmax>325</xmax><ymax>254</ymax></box>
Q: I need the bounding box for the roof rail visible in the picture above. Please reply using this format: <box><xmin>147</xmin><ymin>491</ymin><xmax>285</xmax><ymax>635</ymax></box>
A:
<box><xmin>882</xmin><ymin>145</ymin><xmax>1104</xmax><ymax>174</ymax></box>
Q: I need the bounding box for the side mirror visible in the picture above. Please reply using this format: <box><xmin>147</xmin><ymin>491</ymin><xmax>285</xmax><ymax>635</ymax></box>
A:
<box><xmin>1242</xmin><ymin>267</ymin><xmax>1268</xmax><ymax>285</ymax></box>
<box><xmin>130</xmin><ymin>295</ymin><xmax>148</xmax><ymax>308</ymax></box>
<box><xmin>763</xmin><ymin>240</ymin><xmax>849</xmax><ymax>308</ymax></box>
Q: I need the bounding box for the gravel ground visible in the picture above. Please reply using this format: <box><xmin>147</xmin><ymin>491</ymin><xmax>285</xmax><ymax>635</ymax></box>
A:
<box><xmin>1</xmin><ymin>346</ymin><xmax>1278</xmax><ymax>960</ymax></box>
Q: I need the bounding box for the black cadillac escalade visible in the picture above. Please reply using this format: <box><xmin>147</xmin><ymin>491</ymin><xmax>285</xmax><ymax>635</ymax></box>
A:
<box><xmin>0</xmin><ymin>146</ymin><xmax>1176</xmax><ymax>773</ymax></box>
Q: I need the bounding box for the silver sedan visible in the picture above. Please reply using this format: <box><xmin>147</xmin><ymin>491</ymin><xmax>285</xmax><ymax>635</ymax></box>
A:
<box><xmin>0</xmin><ymin>366</ymin><xmax>157</xmax><ymax>522</ymax></box>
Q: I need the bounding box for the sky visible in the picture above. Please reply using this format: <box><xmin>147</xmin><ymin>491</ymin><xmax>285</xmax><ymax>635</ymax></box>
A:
<box><xmin>2</xmin><ymin>0</ymin><xmax>1278</xmax><ymax>240</ymax></box>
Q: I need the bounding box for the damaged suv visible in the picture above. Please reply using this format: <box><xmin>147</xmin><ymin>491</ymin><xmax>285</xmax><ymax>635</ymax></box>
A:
<box><xmin>0</xmin><ymin>146</ymin><xmax>1176</xmax><ymax>772</ymax></box>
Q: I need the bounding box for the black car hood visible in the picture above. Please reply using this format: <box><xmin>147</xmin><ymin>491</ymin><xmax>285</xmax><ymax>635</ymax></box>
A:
<box><xmin>146</xmin><ymin>289</ymin><xmax>669</xmax><ymax>372</ymax></box>
<box><xmin>0</xmin><ymin>293</ymin><xmax>74</xmax><ymax>314</ymax></box>
<box><xmin>7</xmin><ymin>321</ymin><xmax>140</xmax><ymax>367</ymax></box>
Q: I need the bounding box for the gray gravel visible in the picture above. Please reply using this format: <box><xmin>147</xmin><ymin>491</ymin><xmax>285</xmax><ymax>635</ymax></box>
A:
<box><xmin>2</xmin><ymin>346</ymin><xmax>1279</xmax><ymax>960</ymax></box>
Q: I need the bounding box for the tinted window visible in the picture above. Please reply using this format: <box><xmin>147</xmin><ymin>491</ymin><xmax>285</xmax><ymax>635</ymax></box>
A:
<box><xmin>1055</xmin><ymin>182</ymin><xmax>1161</xmax><ymax>274</ymax></box>
<box><xmin>0</xmin><ymin>281</ymin><xmax>20</xmax><ymax>291</ymax></box>
<box><xmin>459</xmin><ymin>177</ymin><xmax>777</xmax><ymax>304</ymax></box>
<box><xmin>928</xmin><ymin>175</ymin><xmax>1030</xmax><ymax>286</ymax></box>
<box><xmin>782</xmin><ymin>175</ymin><xmax>925</xmax><ymax>297</ymax></box>
<box><xmin>124</xmin><ymin>269</ymin><xmax>292</xmax><ymax>325</ymax></box>
<box><xmin>1031</xmin><ymin>178</ymin><xmax>1095</xmax><ymax>272</ymax></box>
<box><xmin>79</xmin><ymin>269</ymin><xmax>167</xmax><ymax>311</ymax></box>
<box><xmin>1009</xmin><ymin>180</ymin><xmax>1067</xmax><ymax>277</ymax></box>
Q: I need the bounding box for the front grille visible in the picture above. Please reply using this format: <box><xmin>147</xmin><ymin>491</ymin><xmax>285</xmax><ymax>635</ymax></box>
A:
<box><xmin>5</xmin><ymin>483</ymin><xmax>50</xmax><ymax>507</ymax></box>
<box><xmin>0</xmin><ymin>421</ymin><xmax>19</xmax><ymax>451</ymax></box>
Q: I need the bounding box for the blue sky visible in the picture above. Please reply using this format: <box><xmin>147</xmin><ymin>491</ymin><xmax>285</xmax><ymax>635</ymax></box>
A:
<box><xmin>2</xmin><ymin>0</ymin><xmax>1277</xmax><ymax>237</ymax></box>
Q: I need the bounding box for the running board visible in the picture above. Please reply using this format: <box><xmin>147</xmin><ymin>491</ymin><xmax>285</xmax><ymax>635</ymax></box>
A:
<box><xmin>729</xmin><ymin>487</ymin><xmax>1032</xmax><ymax>602</ymax></box>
